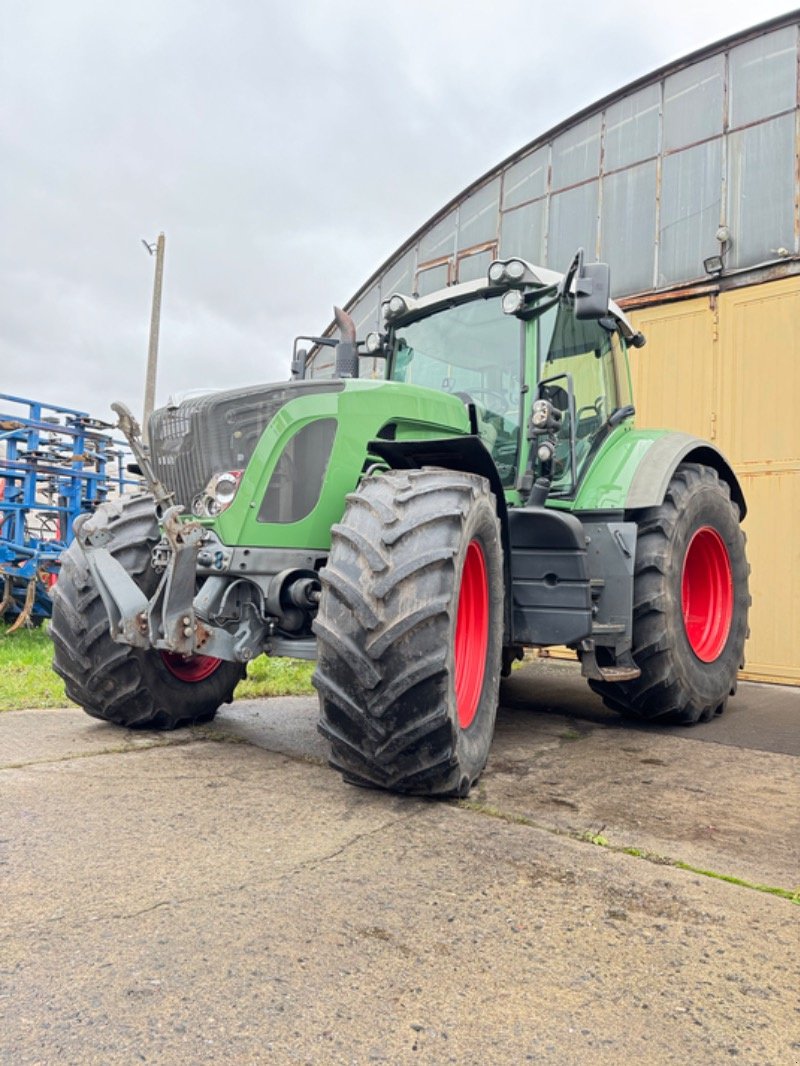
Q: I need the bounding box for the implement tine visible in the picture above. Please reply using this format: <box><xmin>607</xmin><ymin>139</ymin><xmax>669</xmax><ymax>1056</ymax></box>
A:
<box><xmin>7</xmin><ymin>578</ymin><xmax>36</xmax><ymax>633</ymax></box>
<box><xmin>0</xmin><ymin>575</ymin><xmax>12</xmax><ymax>619</ymax></box>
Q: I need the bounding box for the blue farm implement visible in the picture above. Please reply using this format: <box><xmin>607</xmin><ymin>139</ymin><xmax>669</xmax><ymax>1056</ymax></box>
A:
<box><xmin>0</xmin><ymin>394</ymin><xmax>135</xmax><ymax>631</ymax></box>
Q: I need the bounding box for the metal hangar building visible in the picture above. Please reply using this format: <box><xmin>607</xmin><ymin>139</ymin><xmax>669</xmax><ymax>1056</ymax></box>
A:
<box><xmin>312</xmin><ymin>11</ymin><xmax>800</xmax><ymax>686</ymax></box>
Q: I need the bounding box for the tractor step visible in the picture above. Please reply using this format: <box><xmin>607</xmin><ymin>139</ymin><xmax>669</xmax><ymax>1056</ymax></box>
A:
<box><xmin>579</xmin><ymin>643</ymin><xmax>641</xmax><ymax>683</ymax></box>
<box><xmin>595</xmin><ymin>663</ymin><xmax>641</xmax><ymax>682</ymax></box>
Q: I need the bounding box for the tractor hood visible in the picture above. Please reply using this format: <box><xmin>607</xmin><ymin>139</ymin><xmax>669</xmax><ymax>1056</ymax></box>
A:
<box><xmin>148</xmin><ymin>380</ymin><xmax>346</xmax><ymax>513</ymax></box>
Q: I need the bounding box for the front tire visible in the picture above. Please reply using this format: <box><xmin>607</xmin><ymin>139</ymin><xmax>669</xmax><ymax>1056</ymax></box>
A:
<box><xmin>314</xmin><ymin>468</ymin><xmax>504</xmax><ymax>796</ymax></box>
<box><xmin>589</xmin><ymin>463</ymin><xmax>750</xmax><ymax>724</ymax></box>
<box><xmin>50</xmin><ymin>494</ymin><xmax>244</xmax><ymax>728</ymax></box>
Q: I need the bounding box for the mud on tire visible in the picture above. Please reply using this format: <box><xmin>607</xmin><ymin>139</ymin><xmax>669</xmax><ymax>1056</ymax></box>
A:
<box><xmin>589</xmin><ymin>463</ymin><xmax>750</xmax><ymax>724</ymax></box>
<box><xmin>50</xmin><ymin>493</ymin><xmax>243</xmax><ymax>728</ymax></box>
<box><xmin>314</xmin><ymin>468</ymin><xmax>504</xmax><ymax>797</ymax></box>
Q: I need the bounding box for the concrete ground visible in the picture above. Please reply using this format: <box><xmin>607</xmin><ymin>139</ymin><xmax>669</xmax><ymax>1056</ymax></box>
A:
<box><xmin>1</xmin><ymin>659</ymin><xmax>798</xmax><ymax>1065</ymax></box>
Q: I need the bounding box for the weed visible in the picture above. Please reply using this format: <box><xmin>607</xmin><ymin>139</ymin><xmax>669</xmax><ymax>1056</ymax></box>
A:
<box><xmin>458</xmin><ymin>797</ymin><xmax>800</xmax><ymax>904</ymax></box>
<box><xmin>584</xmin><ymin>830</ymin><xmax>610</xmax><ymax>847</ymax></box>
<box><xmin>559</xmin><ymin>727</ymin><xmax>584</xmax><ymax>741</ymax></box>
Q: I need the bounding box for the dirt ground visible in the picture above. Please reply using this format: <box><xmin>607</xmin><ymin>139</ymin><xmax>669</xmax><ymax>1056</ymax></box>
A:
<box><xmin>2</xmin><ymin>660</ymin><xmax>798</xmax><ymax>1065</ymax></box>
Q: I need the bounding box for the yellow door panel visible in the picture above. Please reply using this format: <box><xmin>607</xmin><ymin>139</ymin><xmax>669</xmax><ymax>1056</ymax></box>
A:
<box><xmin>738</xmin><ymin>468</ymin><xmax>800</xmax><ymax>684</ymax></box>
<box><xmin>718</xmin><ymin>278</ymin><xmax>800</xmax><ymax>465</ymax></box>
<box><xmin>627</xmin><ymin>298</ymin><xmax>717</xmax><ymax>441</ymax></box>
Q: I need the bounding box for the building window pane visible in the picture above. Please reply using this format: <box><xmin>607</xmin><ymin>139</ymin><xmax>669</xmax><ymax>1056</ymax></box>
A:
<box><xmin>458</xmin><ymin>178</ymin><xmax>500</xmax><ymax>250</ymax></box>
<box><xmin>548</xmin><ymin>181</ymin><xmax>599</xmax><ymax>271</ymax></box>
<box><xmin>308</xmin><ymin>356</ymin><xmax>335</xmax><ymax>379</ymax></box>
<box><xmin>348</xmin><ymin>286</ymin><xmax>381</xmax><ymax>338</ymax></box>
<box><xmin>659</xmin><ymin>139</ymin><xmax>722</xmax><ymax>285</ymax></box>
<box><xmin>416</xmin><ymin>262</ymin><xmax>449</xmax><ymax>295</ymax></box>
<box><xmin>663</xmin><ymin>55</ymin><xmax>724</xmax><ymax>151</ymax></box>
<box><xmin>500</xmin><ymin>199</ymin><xmax>546</xmax><ymax>262</ymax></box>
<box><xmin>380</xmin><ymin>250</ymin><xmax>415</xmax><ymax>301</ymax></box>
<box><xmin>419</xmin><ymin>209</ymin><xmax>456</xmax><ymax>263</ymax></box>
<box><xmin>729</xmin><ymin>26</ymin><xmax>797</xmax><ymax>128</ymax></box>
<box><xmin>457</xmin><ymin>249</ymin><xmax>493</xmax><ymax>283</ymax></box>
<box><xmin>551</xmin><ymin>115</ymin><xmax>601</xmax><ymax>189</ymax></box>
<box><xmin>502</xmin><ymin>146</ymin><xmax>548</xmax><ymax>208</ymax></box>
<box><xmin>604</xmin><ymin>84</ymin><xmax>660</xmax><ymax>170</ymax></box>
<box><xmin>727</xmin><ymin>113</ymin><xmax>796</xmax><ymax>267</ymax></box>
<box><xmin>600</xmin><ymin>162</ymin><xmax>657</xmax><ymax>295</ymax></box>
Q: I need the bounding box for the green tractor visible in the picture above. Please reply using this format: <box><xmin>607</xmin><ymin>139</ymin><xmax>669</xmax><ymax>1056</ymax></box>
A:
<box><xmin>51</xmin><ymin>250</ymin><xmax>750</xmax><ymax>797</ymax></box>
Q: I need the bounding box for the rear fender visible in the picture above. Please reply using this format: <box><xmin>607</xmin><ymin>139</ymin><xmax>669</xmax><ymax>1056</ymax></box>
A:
<box><xmin>569</xmin><ymin>428</ymin><xmax>746</xmax><ymax>520</ymax></box>
<box><xmin>625</xmin><ymin>433</ymin><xmax>746</xmax><ymax>519</ymax></box>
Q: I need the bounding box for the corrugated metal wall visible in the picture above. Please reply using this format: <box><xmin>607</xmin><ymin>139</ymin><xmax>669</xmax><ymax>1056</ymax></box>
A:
<box><xmin>628</xmin><ymin>276</ymin><xmax>800</xmax><ymax>684</ymax></box>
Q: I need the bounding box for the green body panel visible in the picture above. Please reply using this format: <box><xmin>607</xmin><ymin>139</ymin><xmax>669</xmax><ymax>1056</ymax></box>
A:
<box><xmin>213</xmin><ymin>379</ymin><xmax>470</xmax><ymax>550</ymax></box>
<box><xmin>545</xmin><ymin>424</ymin><xmax>670</xmax><ymax>513</ymax></box>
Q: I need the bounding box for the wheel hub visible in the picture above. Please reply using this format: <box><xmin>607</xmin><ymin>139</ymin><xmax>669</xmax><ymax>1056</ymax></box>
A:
<box><xmin>454</xmin><ymin>540</ymin><xmax>490</xmax><ymax>729</ymax></box>
<box><xmin>681</xmin><ymin>526</ymin><xmax>733</xmax><ymax>662</ymax></box>
<box><xmin>160</xmin><ymin>651</ymin><xmax>223</xmax><ymax>683</ymax></box>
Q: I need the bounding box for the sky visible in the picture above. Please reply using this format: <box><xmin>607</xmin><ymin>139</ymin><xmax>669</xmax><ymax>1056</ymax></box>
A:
<box><xmin>2</xmin><ymin>0</ymin><xmax>798</xmax><ymax>422</ymax></box>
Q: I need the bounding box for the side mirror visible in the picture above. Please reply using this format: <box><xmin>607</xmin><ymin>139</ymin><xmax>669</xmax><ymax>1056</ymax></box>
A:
<box><xmin>574</xmin><ymin>260</ymin><xmax>611</xmax><ymax>321</ymax></box>
<box><xmin>290</xmin><ymin>347</ymin><xmax>308</xmax><ymax>380</ymax></box>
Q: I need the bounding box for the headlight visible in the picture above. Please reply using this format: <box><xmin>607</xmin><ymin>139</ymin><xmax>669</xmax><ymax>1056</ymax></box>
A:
<box><xmin>193</xmin><ymin>470</ymin><xmax>243</xmax><ymax>517</ymax></box>
<box><xmin>213</xmin><ymin>471</ymin><xmax>241</xmax><ymax>508</ymax></box>
<box><xmin>488</xmin><ymin>261</ymin><xmax>506</xmax><ymax>285</ymax></box>
<box><xmin>502</xmin><ymin>289</ymin><xmax>524</xmax><ymax>315</ymax></box>
<box><xmin>506</xmin><ymin>259</ymin><xmax>526</xmax><ymax>281</ymax></box>
<box><xmin>365</xmin><ymin>331</ymin><xmax>383</xmax><ymax>354</ymax></box>
<box><xmin>489</xmin><ymin>257</ymin><xmax>533</xmax><ymax>287</ymax></box>
<box><xmin>385</xmin><ymin>294</ymin><xmax>408</xmax><ymax>321</ymax></box>
<box><xmin>532</xmin><ymin>400</ymin><xmax>549</xmax><ymax>427</ymax></box>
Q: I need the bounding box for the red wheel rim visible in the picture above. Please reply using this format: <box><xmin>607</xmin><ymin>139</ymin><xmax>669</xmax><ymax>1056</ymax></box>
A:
<box><xmin>454</xmin><ymin>540</ymin><xmax>490</xmax><ymax>729</ymax></box>
<box><xmin>160</xmin><ymin>651</ymin><xmax>223</xmax><ymax>682</ymax></box>
<box><xmin>681</xmin><ymin>526</ymin><xmax>733</xmax><ymax>662</ymax></box>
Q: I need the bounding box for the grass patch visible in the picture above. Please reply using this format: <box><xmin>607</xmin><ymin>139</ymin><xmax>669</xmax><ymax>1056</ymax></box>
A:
<box><xmin>0</xmin><ymin>623</ymin><xmax>67</xmax><ymax>711</ymax></box>
<box><xmin>235</xmin><ymin>656</ymin><xmax>315</xmax><ymax>699</ymax></box>
<box><xmin>0</xmin><ymin>621</ymin><xmax>315</xmax><ymax>711</ymax></box>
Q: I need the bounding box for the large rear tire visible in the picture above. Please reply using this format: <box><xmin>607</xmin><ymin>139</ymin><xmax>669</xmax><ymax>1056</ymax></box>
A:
<box><xmin>314</xmin><ymin>468</ymin><xmax>504</xmax><ymax>797</ymax></box>
<box><xmin>588</xmin><ymin>463</ymin><xmax>750</xmax><ymax>724</ymax></box>
<box><xmin>50</xmin><ymin>494</ymin><xmax>244</xmax><ymax>728</ymax></box>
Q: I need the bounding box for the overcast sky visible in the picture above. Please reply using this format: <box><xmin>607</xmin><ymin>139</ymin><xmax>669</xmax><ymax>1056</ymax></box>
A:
<box><xmin>2</xmin><ymin>1</ymin><xmax>797</xmax><ymax>422</ymax></box>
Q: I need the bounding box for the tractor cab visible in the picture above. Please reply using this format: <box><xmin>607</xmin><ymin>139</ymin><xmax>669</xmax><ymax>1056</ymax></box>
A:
<box><xmin>377</xmin><ymin>251</ymin><xmax>641</xmax><ymax>501</ymax></box>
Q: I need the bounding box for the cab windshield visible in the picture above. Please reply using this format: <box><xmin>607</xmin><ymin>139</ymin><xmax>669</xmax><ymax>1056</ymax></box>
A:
<box><xmin>387</xmin><ymin>296</ymin><xmax>522</xmax><ymax>485</ymax></box>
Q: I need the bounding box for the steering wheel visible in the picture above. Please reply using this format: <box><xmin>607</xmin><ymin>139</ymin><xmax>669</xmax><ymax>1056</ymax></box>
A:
<box><xmin>454</xmin><ymin>389</ymin><xmax>509</xmax><ymax>412</ymax></box>
<box><xmin>576</xmin><ymin>395</ymin><xmax>605</xmax><ymax>421</ymax></box>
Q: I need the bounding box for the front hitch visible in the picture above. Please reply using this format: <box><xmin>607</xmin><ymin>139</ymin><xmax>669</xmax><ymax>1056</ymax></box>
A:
<box><xmin>75</xmin><ymin>505</ymin><xmax>208</xmax><ymax>657</ymax></box>
<box><xmin>146</xmin><ymin>507</ymin><xmax>208</xmax><ymax>656</ymax></box>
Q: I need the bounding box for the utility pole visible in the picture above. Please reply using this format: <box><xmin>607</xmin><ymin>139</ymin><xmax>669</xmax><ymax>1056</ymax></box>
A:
<box><xmin>141</xmin><ymin>232</ymin><xmax>166</xmax><ymax>440</ymax></box>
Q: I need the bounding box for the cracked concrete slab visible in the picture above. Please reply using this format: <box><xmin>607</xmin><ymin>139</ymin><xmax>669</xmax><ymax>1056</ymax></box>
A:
<box><xmin>1</xmin><ymin>662</ymin><xmax>798</xmax><ymax>1064</ymax></box>
<box><xmin>214</xmin><ymin>662</ymin><xmax>800</xmax><ymax>890</ymax></box>
<box><xmin>0</xmin><ymin>708</ymin><xmax>198</xmax><ymax>769</ymax></box>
